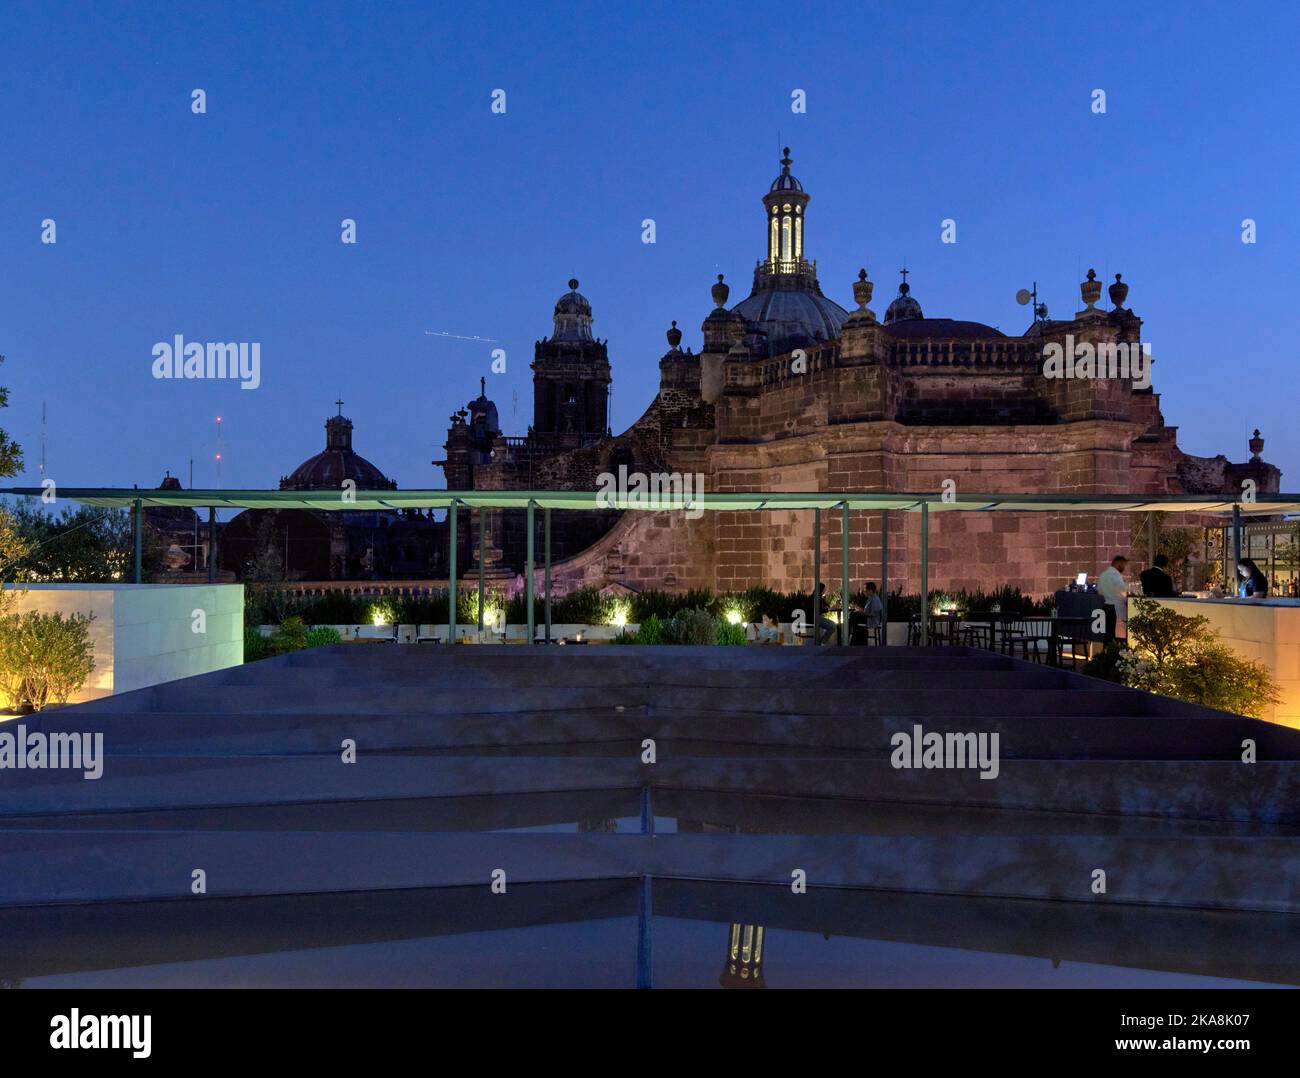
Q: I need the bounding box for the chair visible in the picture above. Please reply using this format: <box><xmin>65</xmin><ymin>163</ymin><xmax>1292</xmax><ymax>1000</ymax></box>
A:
<box><xmin>1009</xmin><ymin>617</ymin><xmax>1053</xmax><ymax>663</ymax></box>
<box><xmin>850</xmin><ymin>622</ymin><xmax>883</xmax><ymax>646</ymax></box>
<box><xmin>415</xmin><ymin>624</ymin><xmax>441</xmax><ymax>644</ymax></box>
<box><xmin>1051</xmin><ymin>617</ymin><xmax>1092</xmax><ymax>670</ymax></box>
<box><xmin>960</xmin><ymin>619</ymin><xmax>995</xmax><ymax>650</ymax></box>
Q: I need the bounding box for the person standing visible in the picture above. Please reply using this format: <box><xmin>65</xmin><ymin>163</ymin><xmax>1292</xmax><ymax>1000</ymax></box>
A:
<box><xmin>1139</xmin><ymin>553</ymin><xmax>1177</xmax><ymax>597</ymax></box>
<box><xmin>1097</xmin><ymin>555</ymin><xmax>1129</xmax><ymax>639</ymax></box>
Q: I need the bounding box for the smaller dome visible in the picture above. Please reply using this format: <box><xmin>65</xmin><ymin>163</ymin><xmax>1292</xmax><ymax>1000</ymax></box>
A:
<box><xmin>552</xmin><ymin>278</ymin><xmax>594</xmax><ymax>342</ymax></box>
<box><xmin>770</xmin><ymin>147</ymin><xmax>803</xmax><ymax>192</ymax></box>
<box><xmin>884</xmin><ymin>279</ymin><xmax>924</xmax><ymax>325</ymax></box>
<box><xmin>281</xmin><ymin>412</ymin><xmax>397</xmax><ymax>491</ymax></box>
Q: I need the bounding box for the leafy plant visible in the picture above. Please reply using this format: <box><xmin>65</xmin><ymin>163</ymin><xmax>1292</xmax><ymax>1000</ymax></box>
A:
<box><xmin>1118</xmin><ymin>598</ymin><xmax>1280</xmax><ymax>718</ymax></box>
<box><xmin>244</xmin><ymin>625</ymin><xmax>269</xmax><ymax>662</ymax></box>
<box><xmin>716</xmin><ymin>620</ymin><xmax>748</xmax><ymax>646</ymax></box>
<box><xmin>666</xmin><ymin>608</ymin><xmax>717</xmax><ymax>645</ymax></box>
<box><xmin>634</xmin><ymin>614</ymin><xmax>666</xmax><ymax>645</ymax></box>
<box><xmin>267</xmin><ymin>615</ymin><xmax>310</xmax><ymax>656</ymax></box>
<box><xmin>0</xmin><ymin>610</ymin><xmax>95</xmax><ymax>710</ymax></box>
<box><xmin>304</xmin><ymin>625</ymin><xmax>342</xmax><ymax>648</ymax></box>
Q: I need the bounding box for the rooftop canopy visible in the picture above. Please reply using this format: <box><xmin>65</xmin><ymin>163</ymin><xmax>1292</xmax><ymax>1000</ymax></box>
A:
<box><xmin>3</xmin><ymin>487</ymin><xmax>1298</xmax><ymax>516</ymax></box>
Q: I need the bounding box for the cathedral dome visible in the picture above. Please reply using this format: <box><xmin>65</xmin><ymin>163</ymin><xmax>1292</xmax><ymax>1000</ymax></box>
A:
<box><xmin>884</xmin><ymin>278</ymin><xmax>924</xmax><ymax>325</ymax></box>
<box><xmin>883</xmin><ymin>317</ymin><xmax>1004</xmax><ymax>340</ymax></box>
<box><xmin>731</xmin><ymin>288</ymin><xmax>849</xmax><ymax>357</ymax></box>
<box><xmin>281</xmin><ymin>411</ymin><xmax>397</xmax><ymax>491</ymax></box>
<box><xmin>551</xmin><ymin>278</ymin><xmax>595</xmax><ymax>342</ymax></box>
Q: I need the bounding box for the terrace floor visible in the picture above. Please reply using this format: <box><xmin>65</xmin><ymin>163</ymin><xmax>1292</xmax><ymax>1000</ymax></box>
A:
<box><xmin>2</xmin><ymin>645</ymin><xmax>1298</xmax><ymax>988</ymax></box>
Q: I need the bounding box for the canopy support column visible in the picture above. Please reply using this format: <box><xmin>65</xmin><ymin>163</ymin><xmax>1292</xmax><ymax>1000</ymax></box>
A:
<box><xmin>813</xmin><ymin>508</ymin><xmax>821</xmax><ymax>646</ymax></box>
<box><xmin>477</xmin><ymin>506</ymin><xmax>485</xmax><ymax>635</ymax></box>
<box><xmin>840</xmin><ymin>501</ymin><xmax>850</xmax><ymax>646</ymax></box>
<box><xmin>1230</xmin><ymin>505</ymin><xmax>1242</xmax><ymax>596</ymax></box>
<box><xmin>544</xmin><ymin>506</ymin><xmax>552</xmax><ymax>644</ymax></box>
<box><xmin>526</xmin><ymin>501</ymin><xmax>536</xmax><ymax>645</ymax></box>
<box><xmin>133</xmin><ymin>498</ymin><xmax>143</xmax><ymax>584</ymax></box>
<box><xmin>207</xmin><ymin>507</ymin><xmax>217</xmax><ymax>583</ymax></box>
<box><xmin>448</xmin><ymin>500</ymin><xmax>458</xmax><ymax>644</ymax></box>
<box><xmin>880</xmin><ymin>509</ymin><xmax>889</xmax><ymax>641</ymax></box>
<box><xmin>920</xmin><ymin>501</ymin><xmax>929</xmax><ymax>647</ymax></box>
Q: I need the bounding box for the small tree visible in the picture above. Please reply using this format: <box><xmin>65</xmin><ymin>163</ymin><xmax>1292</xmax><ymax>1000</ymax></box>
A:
<box><xmin>0</xmin><ymin>611</ymin><xmax>96</xmax><ymax>711</ymax></box>
<box><xmin>1121</xmin><ymin>598</ymin><xmax>1279</xmax><ymax>718</ymax></box>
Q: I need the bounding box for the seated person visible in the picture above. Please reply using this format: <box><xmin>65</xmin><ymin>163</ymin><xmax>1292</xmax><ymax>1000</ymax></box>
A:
<box><xmin>816</xmin><ymin>582</ymin><xmax>838</xmax><ymax>644</ymax></box>
<box><xmin>756</xmin><ymin>613</ymin><xmax>782</xmax><ymax>644</ymax></box>
<box><xmin>1139</xmin><ymin>554</ymin><xmax>1177</xmax><ymax>597</ymax></box>
<box><xmin>863</xmin><ymin>581</ymin><xmax>884</xmax><ymax>627</ymax></box>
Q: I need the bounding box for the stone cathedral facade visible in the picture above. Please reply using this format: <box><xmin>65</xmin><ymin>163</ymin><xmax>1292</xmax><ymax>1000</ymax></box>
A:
<box><xmin>438</xmin><ymin>149</ymin><xmax>1277</xmax><ymax>598</ymax></box>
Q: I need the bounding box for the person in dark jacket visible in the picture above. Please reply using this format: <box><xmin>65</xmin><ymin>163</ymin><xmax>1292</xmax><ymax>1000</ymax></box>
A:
<box><xmin>1139</xmin><ymin>553</ymin><xmax>1177</xmax><ymax>597</ymax></box>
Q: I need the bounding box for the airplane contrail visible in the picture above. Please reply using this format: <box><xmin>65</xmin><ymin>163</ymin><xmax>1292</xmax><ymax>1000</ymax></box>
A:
<box><xmin>425</xmin><ymin>331</ymin><xmax>499</xmax><ymax>342</ymax></box>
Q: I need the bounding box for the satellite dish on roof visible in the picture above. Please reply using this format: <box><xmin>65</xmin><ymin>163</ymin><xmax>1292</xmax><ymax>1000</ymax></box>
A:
<box><xmin>1015</xmin><ymin>288</ymin><xmax>1032</xmax><ymax>306</ymax></box>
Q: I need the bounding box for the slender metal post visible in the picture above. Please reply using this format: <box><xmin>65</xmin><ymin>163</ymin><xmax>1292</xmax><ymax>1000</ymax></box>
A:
<box><xmin>526</xmin><ymin>501</ymin><xmax>536</xmax><ymax>645</ymax></box>
<box><xmin>1230</xmin><ymin>505</ymin><xmax>1242</xmax><ymax>596</ymax></box>
<box><xmin>544</xmin><ymin>506</ymin><xmax>552</xmax><ymax>643</ymax></box>
<box><xmin>840</xmin><ymin>502</ymin><xmax>850</xmax><ymax>646</ymax></box>
<box><xmin>919</xmin><ymin>502</ymin><xmax>929</xmax><ymax>646</ymax></box>
<box><xmin>813</xmin><ymin>508</ymin><xmax>821</xmax><ymax>645</ymax></box>
<box><xmin>448</xmin><ymin>500</ymin><xmax>458</xmax><ymax>643</ymax></box>
<box><xmin>133</xmin><ymin>498</ymin><xmax>143</xmax><ymax>583</ymax></box>
<box><xmin>207</xmin><ymin>506</ymin><xmax>217</xmax><ymax>583</ymax></box>
<box><xmin>880</xmin><ymin>509</ymin><xmax>890</xmax><ymax>641</ymax></box>
<box><xmin>477</xmin><ymin>506</ymin><xmax>485</xmax><ymax>633</ymax></box>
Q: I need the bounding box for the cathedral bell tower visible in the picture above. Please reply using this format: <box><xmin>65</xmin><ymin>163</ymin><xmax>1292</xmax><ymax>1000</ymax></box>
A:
<box><xmin>531</xmin><ymin>279</ymin><xmax>611</xmax><ymax>439</ymax></box>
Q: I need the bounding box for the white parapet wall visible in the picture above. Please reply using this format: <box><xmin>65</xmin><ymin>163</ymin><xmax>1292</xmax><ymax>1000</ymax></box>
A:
<box><xmin>3</xmin><ymin>584</ymin><xmax>244</xmax><ymax>703</ymax></box>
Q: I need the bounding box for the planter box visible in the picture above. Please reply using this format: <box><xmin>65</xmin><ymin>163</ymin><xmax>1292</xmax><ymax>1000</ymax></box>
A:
<box><xmin>8</xmin><ymin>583</ymin><xmax>244</xmax><ymax>702</ymax></box>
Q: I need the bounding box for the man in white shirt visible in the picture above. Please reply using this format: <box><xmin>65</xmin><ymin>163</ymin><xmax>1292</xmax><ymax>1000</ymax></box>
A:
<box><xmin>1097</xmin><ymin>555</ymin><xmax>1129</xmax><ymax>639</ymax></box>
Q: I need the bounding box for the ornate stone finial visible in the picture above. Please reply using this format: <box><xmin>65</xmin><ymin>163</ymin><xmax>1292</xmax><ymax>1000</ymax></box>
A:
<box><xmin>1109</xmin><ymin>272</ymin><xmax>1129</xmax><ymax>310</ymax></box>
<box><xmin>711</xmin><ymin>273</ymin><xmax>730</xmax><ymax>308</ymax></box>
<box><xmin>1080</xmin><ymin>268</ymin><xmax>1102</xmax><ymax>310</ymax></box>
<box><xmin>853</xmin><ymin>268</ymin><xmax>874</xmax><ymax>310</ymax></box>
<box><xmin>479</xmin><ymin>376</ymin><xmax>486</xmax><ymax>397</ymax></box>
<box><xmin>568</xmin><ymin>278</ymin><xmax>579</xmax><ymax>291</ymax></box>
<box><xmin>1250</xmin><ymin>429</ymin><xmax>1264</xmax><ymax>460</ymax></box>
<box><xmin>666</xmin><ymin>320</ymin><xmax>682</xmax><ymax>350</ymax></box>
<box><xmin>781</xmin><ymin>146</ymin><xmax>792</xmax><ymax>169</ymax></box>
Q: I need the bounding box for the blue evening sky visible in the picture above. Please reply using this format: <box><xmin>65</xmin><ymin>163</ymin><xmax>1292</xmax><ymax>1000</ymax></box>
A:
<box><xmin>1</xmin><ymin>0</ymin><xmax>1297</xmax><ymax>493</ymax></box>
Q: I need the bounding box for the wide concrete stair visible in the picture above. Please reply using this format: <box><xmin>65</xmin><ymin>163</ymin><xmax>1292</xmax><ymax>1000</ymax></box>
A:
<box><xmin>2</xmin><ymin>644</ymin><xmax>1298</xmax><ymax>985</ymax></box>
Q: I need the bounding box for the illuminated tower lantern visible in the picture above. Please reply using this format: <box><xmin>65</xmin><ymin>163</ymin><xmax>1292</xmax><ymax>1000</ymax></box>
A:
<box><xmin>730</xmin><ymin>148</ymin><xmax>849</xmax><ymax>357</ymax></box>
<box><xmin>764</xmin><ymin>147</ymin><xmax>808</xmax><ymax>271</ymax></box>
